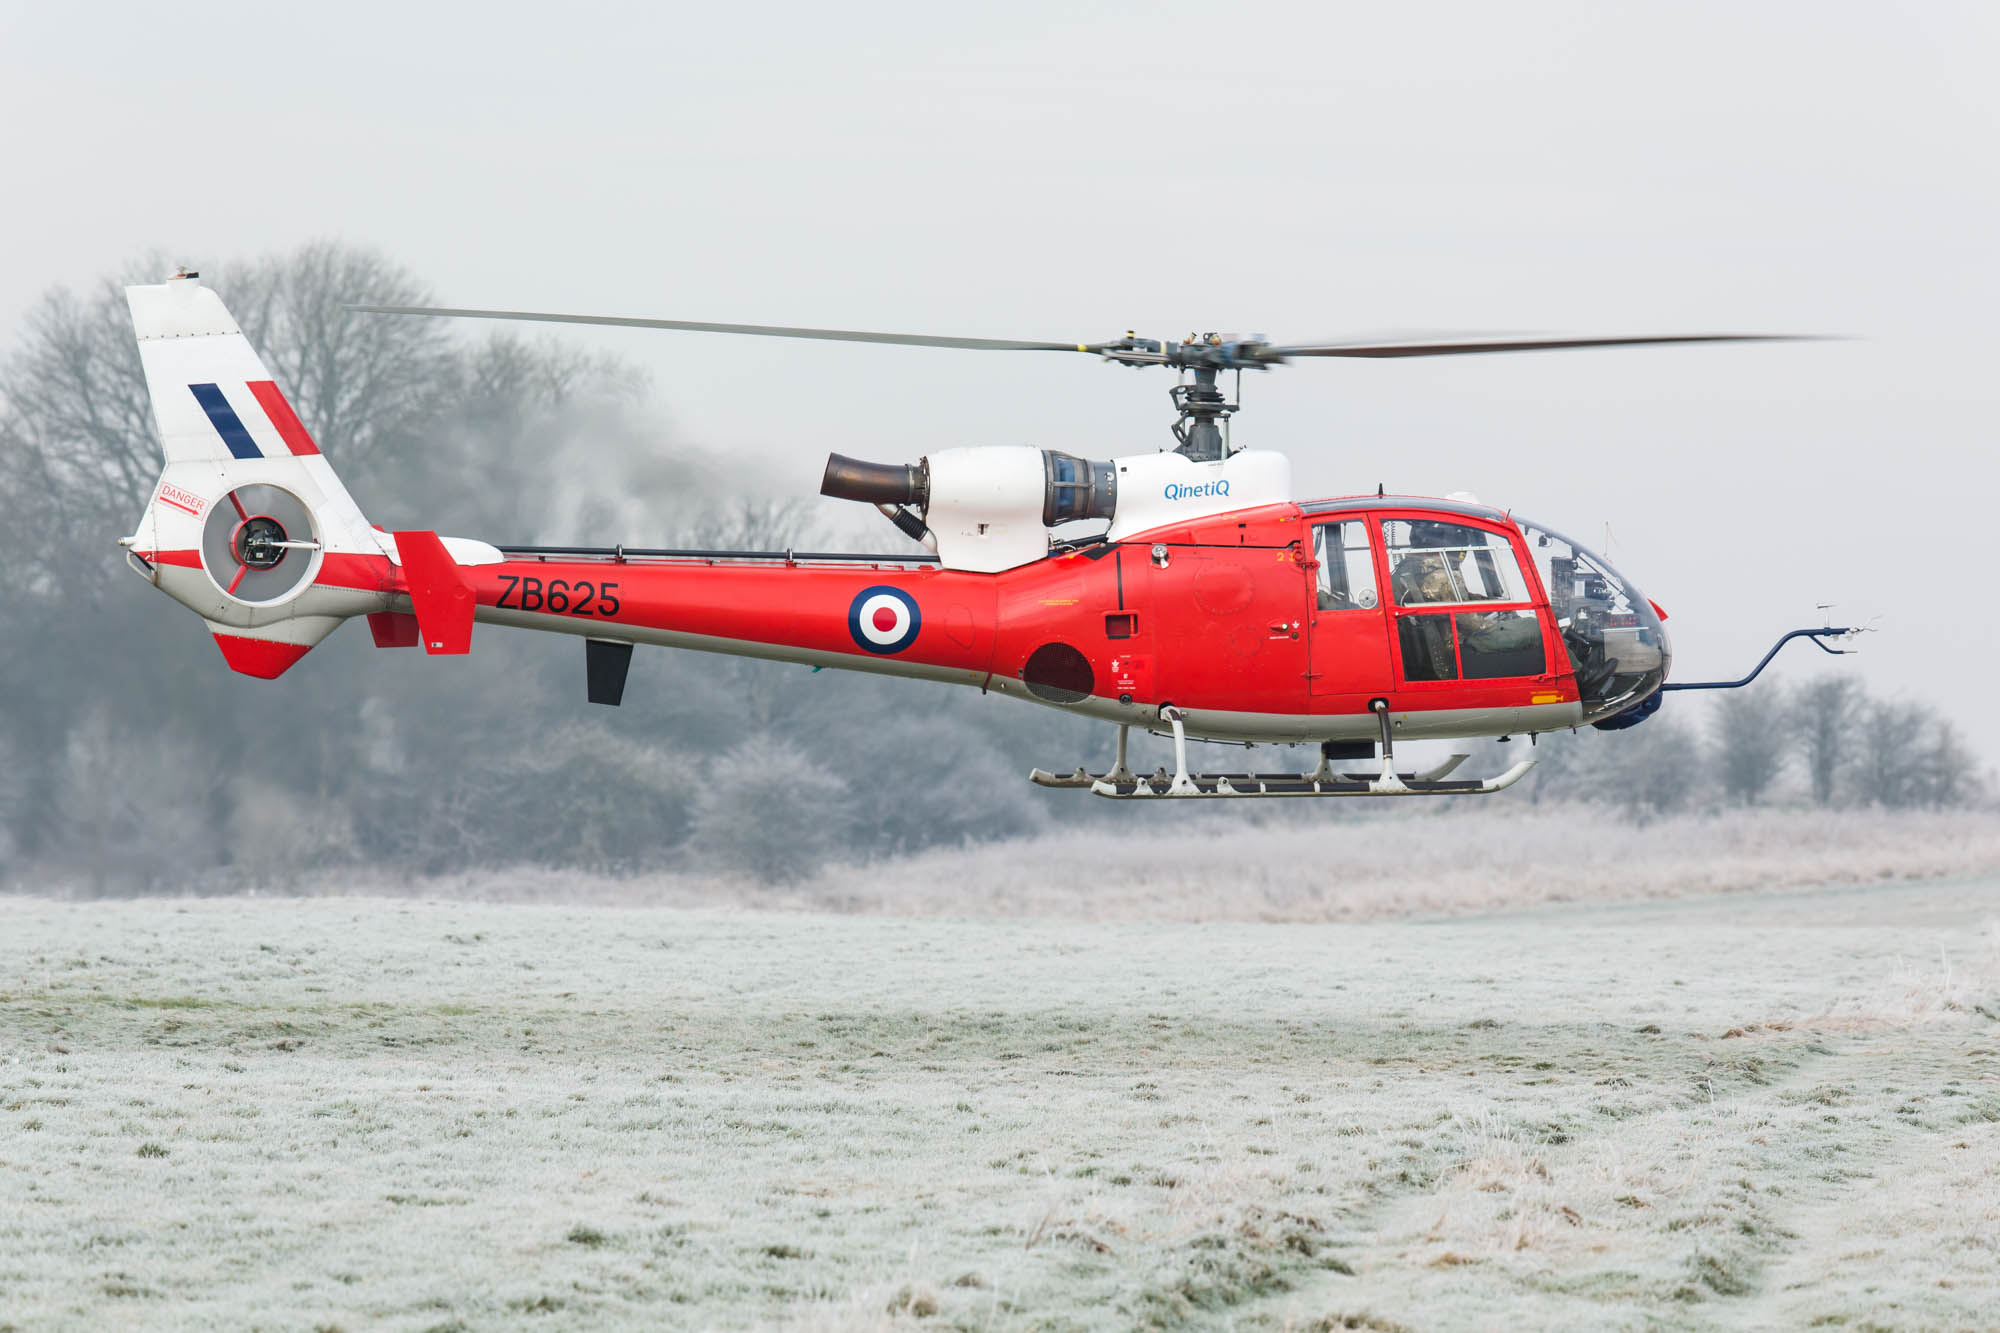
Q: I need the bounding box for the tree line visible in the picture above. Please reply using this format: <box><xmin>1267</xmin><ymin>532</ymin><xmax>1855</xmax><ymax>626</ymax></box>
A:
<box><xmin>0</xmin><ymin>244</ymin><xmax>1986</xmax><ymax>894</ymax></box>
<box><xmin>0</xmin><ymin>243</ymin><xmax>1103</xmax><ymax>893</ymax></box>
<box><xmin>1510</xmin><ymin>676</ymin><xmax>1986</xmax><ymax>817</ymax></box>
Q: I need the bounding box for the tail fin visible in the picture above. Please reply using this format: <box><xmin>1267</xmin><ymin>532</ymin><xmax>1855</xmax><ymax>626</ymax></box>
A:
<box><xmin>125</xmin><ymin>270</ymin><xmax>376</xmax><ymax>542</ymax></box>
<box><xmin>123</xmin><ymin>270</ymin><xmax>395</xmax><ymax>677</ymax></box>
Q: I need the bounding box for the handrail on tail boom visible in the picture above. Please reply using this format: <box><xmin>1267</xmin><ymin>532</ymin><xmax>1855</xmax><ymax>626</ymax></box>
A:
<box><xmin>1660</xmin><ymin>626</ymin><xmax>1860</xmax><ymax>692</ymax></box>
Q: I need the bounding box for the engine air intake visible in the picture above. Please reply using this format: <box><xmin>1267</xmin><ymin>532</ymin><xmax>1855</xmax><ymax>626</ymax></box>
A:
<box><xmin>1041</xmin><ymin>451</ymin><xmax>1116</xmax><ymax>526</ymax></box>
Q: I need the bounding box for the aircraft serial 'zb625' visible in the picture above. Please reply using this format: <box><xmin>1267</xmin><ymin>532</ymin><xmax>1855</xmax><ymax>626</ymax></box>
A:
<box><xmin>118</xmin><ymin>271</ymin><xmax>1856</xmax><ymax>797</ymax></box>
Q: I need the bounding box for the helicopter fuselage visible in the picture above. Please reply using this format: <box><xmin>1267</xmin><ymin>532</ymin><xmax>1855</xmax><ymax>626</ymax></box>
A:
<box><xmin>375</xmin><ymin>494</ymin><xmax>1642</xmax><ymax>745</ymax></box>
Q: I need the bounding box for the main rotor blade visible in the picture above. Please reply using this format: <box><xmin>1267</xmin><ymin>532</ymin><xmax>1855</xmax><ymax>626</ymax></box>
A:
<box><xmin>1266</xmin><ymin>333</ymin><xmax>1811</xmax><ymax>359</ymax></box>
<box><xmin>348</xmin><ymin>305</ymin><xmax>1103</xmax><ymax>354</ymax></box>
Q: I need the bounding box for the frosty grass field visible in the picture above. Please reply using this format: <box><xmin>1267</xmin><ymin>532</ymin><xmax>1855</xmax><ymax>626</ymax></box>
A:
<box><xmin>3</xmin><ymin>864</ymin><xmax>1998</xmax><ymax>1328</ymax></box>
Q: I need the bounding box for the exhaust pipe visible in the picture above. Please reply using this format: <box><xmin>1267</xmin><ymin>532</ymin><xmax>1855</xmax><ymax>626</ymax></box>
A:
<box><xmin>821</xmin><ymin>454</ymin><xmax>928</xmax><ymax>508</ymax></box>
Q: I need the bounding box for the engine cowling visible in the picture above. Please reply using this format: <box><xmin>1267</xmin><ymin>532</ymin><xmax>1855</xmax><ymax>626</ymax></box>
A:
<box><xmin>823</xmin><ymin>446</ymin><xmax>1115</xmax><ymax>573</ymax></box>
<box><xmin>821</xmin><ymin>444</ymin><xmax>1291</xmax><ymax>573</ymax></box>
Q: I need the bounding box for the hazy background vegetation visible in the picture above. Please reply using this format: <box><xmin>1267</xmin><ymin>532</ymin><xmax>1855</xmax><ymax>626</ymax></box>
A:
<box><xmin>0</xmin><ymin>244</ymin><xmax>1987</xmax><ymax>896</ymax></box>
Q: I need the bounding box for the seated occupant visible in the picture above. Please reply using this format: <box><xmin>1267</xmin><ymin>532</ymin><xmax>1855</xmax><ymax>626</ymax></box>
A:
<box><xmin>1394</xmin><ymin>550</ymin><xmax>1458</xmax><ymax>604</ymax></box>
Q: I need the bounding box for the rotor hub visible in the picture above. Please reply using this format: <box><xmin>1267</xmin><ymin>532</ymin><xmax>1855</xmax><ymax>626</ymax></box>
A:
<box><xmin>232</xmin><ymin>515</ymin><xmax>290</xmax><ymax>569</ymax></box>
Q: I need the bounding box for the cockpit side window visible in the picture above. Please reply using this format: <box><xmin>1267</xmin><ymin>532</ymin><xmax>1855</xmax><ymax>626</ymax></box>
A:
<box><xmin>1382</xmin><ymin>520</ymin><xmax>1530</xmax><ymax>607</ymax></box>
<box><xmin>1310</xmin><ymin>520</ymin><xmax>1379</xmax><ymax>611</ymax></box>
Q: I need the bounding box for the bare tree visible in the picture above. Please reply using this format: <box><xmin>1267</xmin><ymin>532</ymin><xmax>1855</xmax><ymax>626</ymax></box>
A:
<box><xmin>0</xmin><ymin>272</ymin><xmax>163</xmax><ymax>602</ymax></box>
<box><xmin>1853</xmin><ymin>699</ymin><xmax>1930</xmax><ymax>808</ymax></box>
<box><xmin>821</xmin><ymin>710</ymin><xmax>1046</xmax><ymax>851</ymax></box>
<box><xmin>1852</xmin><ymin>699</ymin><xmax>1987</xmax><ymax>809</ymax></box>
<box><xmin>688</xmin><ymin>735</ymin><xmax>852</xmax><ymax>882</ymax></box>
<box><xmin>1710</xmin><ymin>683</ymin><xmax>1789</xmax><ymax>804</ymax></box>
<box><xmin>478</xmin><ymin>721</ymin><xmax>694</xmax><ymax>871</ymax></box>
<box><xmin>1921</xmin><ymin>718</ymin><xmax>1985</xmax><ymax>809</ymax></box>
<box><xmin>1511</xmin><ymin>727</ymin><xmax>1592</xmax><ymax>805</ymax></box>
<box><xmin>0</xmin><ymin>728</ymin><xmax>21</xmax><ymax>873</ymax></box>
<box><xmin>1606</xmin><ymin>715</ymin><xmax>1703</xmax><ymax>820</ymax></box>
<box><xmin>1509</xmin><ymin>709</ymin><xmax>1705</xmax><ymax>817</ymax></box>
<box><xmin>53</xmin><ymin>711</ymin><xmax>221</xmax><ymax>895</ymax></box>
<box><xmin>678</xmin><ymin>496</ymin><xmax>819</xmax><ymax>551</ymax></box>
<box><xmin>1792</xmin><ymin>676</ymin><xmax>1863</xmax><ymax>805</ymax></box>
<box><xmin>0</xmin><ymin>244</ymin><xmax>653</xmax><ymax>882</ymax></box>
<box><xmin>225</xmin><ymin>242</ymin><xmax>458</xmax><ymax>479</ymax></box>
<box><xmin>0</xmin><ymin>247</ymin><xmax>451</xmax><ymax>496</ymax></box>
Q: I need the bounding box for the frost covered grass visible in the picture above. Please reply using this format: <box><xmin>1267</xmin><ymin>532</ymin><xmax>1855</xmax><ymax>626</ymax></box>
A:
<box><xmin>806</xmin><ymin>806</ymin><xmax>2000</xmax><ymax>922</ymax></box>
<box><xmin>248</xmin><ymin>805</ymin><xmax>2000</xmax><ymax>921</ymax></box>
<box><xmin>2</xmin><ymin>878</ymin><xmax>1998</xmax><ymax>1330</ymax></box>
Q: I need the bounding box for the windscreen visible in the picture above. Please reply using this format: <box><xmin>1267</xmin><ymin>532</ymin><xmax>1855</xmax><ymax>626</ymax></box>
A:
<box><xmin>1514</xmin><ymin>518</ymin><xmax>1671</xmax><ymax>723</ymax></box>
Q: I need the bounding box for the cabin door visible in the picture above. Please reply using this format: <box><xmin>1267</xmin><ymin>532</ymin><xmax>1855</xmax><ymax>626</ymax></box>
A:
<box><xmin>1305</xmin><ymin>518</ymin><xmax>1393</xmax><ymax>698</ymax></box>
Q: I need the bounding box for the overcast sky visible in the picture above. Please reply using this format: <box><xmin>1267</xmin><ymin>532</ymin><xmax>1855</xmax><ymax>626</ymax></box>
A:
<box><xmin>5</xmin><ymin>1</ymin><xmax>1996</xmax><ymax>759</ymax></box>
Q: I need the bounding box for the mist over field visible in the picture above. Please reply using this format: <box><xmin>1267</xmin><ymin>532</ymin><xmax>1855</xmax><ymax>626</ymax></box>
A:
<box><xmin>35</xmin><ymin>805</ymin><xmax>1988</xmax><ymax>924</ymax></box>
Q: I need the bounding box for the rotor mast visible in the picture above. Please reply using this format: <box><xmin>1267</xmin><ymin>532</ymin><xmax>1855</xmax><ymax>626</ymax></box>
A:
<box><xmin>1170</xmin><ymin>363</ymin><xmax>1237</xmax><ymax>462</ymax></box>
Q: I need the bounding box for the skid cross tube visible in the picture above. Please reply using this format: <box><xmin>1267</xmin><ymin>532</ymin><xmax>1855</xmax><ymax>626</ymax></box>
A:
<box><xmin>1660</xmin><ymin>626</ymin><xmax>1858</xmax><ymax>692</ymax></box>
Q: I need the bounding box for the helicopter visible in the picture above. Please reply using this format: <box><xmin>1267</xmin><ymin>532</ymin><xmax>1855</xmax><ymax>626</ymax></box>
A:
<box><xmin>117</xmin><ymin>270</ymin><xmax>1857</xmax><ymax>798</ymax></box>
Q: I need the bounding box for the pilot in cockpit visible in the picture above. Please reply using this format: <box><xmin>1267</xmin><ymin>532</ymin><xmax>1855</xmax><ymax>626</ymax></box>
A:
<box><xmin>1394</xmin><ymin>553</ymin><xmax>1448</xmax><ymax>604</ymax></box>
<box><xmin>1394</xmin><ymin>523</ymin><xmax>1540</xmax><ymax>658</ymax></box>
<box><xmin>1393</xmin><ymin>523</ymin><xmax>1470</xmax><ymax>604</ymax></box>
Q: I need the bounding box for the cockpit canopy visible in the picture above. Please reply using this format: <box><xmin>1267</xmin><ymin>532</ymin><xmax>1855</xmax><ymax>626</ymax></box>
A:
<box><xmin>1512</xmin><ymin>517</ymin><xmax>1671</xmax><ymax>723</ymax></box>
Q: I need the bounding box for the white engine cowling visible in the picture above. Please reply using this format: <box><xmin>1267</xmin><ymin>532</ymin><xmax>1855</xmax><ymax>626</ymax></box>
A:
<box><xmin>1104</xmin><ymin>449</ymin><xmax>1292</xmax><ymax>542</ymax></box>
<box><xmin>822</xmin><ymin>445</ymin><xmax>1295</xmax><ymax>573</ymax></box>
<box><xmin>924</xmin><ymin>446</ymin><xmax>1061</xmax><ymax>574</ymax></box>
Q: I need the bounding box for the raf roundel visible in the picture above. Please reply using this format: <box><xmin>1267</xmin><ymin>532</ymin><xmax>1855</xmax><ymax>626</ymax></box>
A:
<box><xmin>848</xmin><ymin>585</ymin><xmax>922</xmax><ymax>654</ymax></box>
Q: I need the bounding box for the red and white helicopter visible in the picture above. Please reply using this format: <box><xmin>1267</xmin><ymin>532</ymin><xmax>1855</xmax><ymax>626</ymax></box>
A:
<box><xmin>120</xmin><ymin>271</ymin><xmax>1854</xmax><ymax>797</ymax></box>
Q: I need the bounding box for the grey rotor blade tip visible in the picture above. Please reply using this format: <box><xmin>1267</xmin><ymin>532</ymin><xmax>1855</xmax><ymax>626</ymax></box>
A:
<box><xmin>1268</xmin><ymin>333</ymin><xmax>1823</xmax><ymax>359</ymax></box>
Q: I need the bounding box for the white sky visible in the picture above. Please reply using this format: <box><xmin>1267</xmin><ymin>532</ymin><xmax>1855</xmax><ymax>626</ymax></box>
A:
<box><xmin>4</xmin><ymin>1</ymin><xmax>1997</xmax><ymax>759</ymax></box>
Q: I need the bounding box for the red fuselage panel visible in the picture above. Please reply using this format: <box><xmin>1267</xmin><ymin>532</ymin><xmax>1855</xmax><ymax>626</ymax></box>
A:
<box><xmin>429</xmin><ymin>496</ymin><xmax>1579</xmax><ymax>724</ymax></box>
<box><xmin>465</xmin><ymin>558</ymin><xmax>1000</xmax><ymax>679</ymax></box>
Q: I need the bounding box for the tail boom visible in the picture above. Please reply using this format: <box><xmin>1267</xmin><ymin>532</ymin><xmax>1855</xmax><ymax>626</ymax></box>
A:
<box><xmin>454</xmin><ymin>553</ymin><xmax>999</xmax><ymax>688</ymax></box>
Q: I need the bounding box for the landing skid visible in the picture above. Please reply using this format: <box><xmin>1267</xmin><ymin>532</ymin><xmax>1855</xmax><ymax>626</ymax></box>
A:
<box><xmin>1028</xmin><ymin>702</ymin><xmax>1535</xmax><ymax>799</ymax></box>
